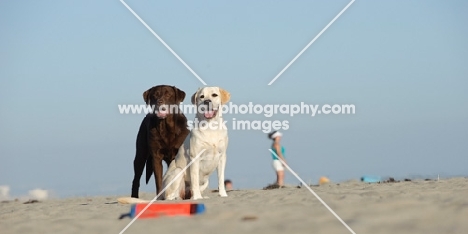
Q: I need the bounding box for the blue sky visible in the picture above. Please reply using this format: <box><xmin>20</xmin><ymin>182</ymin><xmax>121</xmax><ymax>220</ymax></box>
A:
<box><xmin>1</xmin><ymin>0</ymin><xmax>467</xmax><ymax>198</ymax></box>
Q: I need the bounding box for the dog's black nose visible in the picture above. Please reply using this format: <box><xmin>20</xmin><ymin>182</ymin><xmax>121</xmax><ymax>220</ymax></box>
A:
<box><xmin>203</xmin><ymin>100</ymin><xmax>211</xmax><ymax>105</ymax></box>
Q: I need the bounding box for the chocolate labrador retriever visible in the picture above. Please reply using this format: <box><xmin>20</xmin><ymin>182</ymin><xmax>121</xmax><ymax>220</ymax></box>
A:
<box><xmin>131</xmin><ymin>85</ymin><xmax>190</xmax><ymax>198</ymax></box>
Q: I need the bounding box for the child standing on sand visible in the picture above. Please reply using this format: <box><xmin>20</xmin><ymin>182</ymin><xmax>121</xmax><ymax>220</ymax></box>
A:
<box><xmin>268</xmin><ymin>131</ymin><xmax>286</xmax><ymax>187</ymax></box>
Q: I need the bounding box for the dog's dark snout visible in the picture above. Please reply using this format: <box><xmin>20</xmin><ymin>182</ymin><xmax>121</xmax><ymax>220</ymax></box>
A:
<box><xmin>203</xmin><ymin>100</ymin><xmax>212</xmax><ymax>105</ymax></box>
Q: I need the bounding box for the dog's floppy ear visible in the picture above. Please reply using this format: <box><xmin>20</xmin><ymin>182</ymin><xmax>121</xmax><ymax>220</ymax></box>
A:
<box><xmin>143</xmin><ymin>88</ymin><xmax>151</xmax><ymax>104</ymax></box>
<box><xmin>219</xmin><ymin>87</ymin><xmax>230</xmax><ymax>104</ymax></box>
<box><xmin>173</xmin><ymin>86</ymin><xmax>186</xmax><ymax>103</ymax></box>
<box><xmin>191</xmin><ymin>88</ymin><xmax>201</xmax><ymax>105</ymax></box>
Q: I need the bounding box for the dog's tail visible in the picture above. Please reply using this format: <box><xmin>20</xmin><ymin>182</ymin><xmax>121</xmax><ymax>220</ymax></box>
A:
<box><xmin>145</xmin><ymin>156</ymin><xmax>153</xmax><ymax>184</ymax></box>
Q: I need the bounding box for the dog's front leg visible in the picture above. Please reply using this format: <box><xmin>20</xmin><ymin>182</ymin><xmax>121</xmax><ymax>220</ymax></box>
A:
<box><xmin>153</xmin><ymin>158</ymin><xmax>164</xmax><ymax>198</ymax></box>
<box><xmin>217</xmin><ymin>152</ymin><xmax>228</xmax><ymax>197</ymax></box>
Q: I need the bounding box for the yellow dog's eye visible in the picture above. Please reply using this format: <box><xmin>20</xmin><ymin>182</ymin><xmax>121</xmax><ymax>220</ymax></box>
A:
<box><xmin>200</xmin><ymin>95</ymin><xmax>204</xmax><ymax>99</ymax></box>
<box><xmin>212</xmin><ymin>93</ymin><xmax>218</xmax><ymax>97</ymax></box>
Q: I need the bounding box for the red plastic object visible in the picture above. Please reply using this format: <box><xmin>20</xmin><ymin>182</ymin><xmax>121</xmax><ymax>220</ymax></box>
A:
<box><xmin>130</xmin><ymin>203</ymin><xmax>205</xmax><ymax>219</ymax></box>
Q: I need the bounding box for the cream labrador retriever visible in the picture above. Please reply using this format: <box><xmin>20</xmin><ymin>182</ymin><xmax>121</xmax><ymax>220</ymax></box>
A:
<box><xmin>163</xmin><ymin>86</ymin><xmax>230</xmax><ymax>200</ymax></box>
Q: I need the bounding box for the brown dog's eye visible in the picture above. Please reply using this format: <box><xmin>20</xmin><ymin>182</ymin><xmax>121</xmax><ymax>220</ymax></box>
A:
<box><xmin>200</xmin><ymin>95</ymin><xmax>204</xmax><ymax>99</ymax></box>
<box><xmin>212</xmin><ymin>93</ymin><xmax>218</xmax><ymax>97</ymax></box>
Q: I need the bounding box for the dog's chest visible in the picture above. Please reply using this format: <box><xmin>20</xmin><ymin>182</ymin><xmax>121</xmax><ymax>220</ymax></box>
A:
<box><xmin>201</xmin><ymin>141</ymin><xmax>225</xmax><ymax>161</ymax></box>
<box><xmin>150</xmin><ymin>120</ymin><xmax>177</xmax><ymax>146</ymax></box>
<box><xmin>191</xmin><ymin>129</ymin><xmax>227</xmax><ymax>170</ymax></box>
<box><xmin>198</xmin><ymin>142</ymin><xmax>225</xmax><ymax>173</ymax></box>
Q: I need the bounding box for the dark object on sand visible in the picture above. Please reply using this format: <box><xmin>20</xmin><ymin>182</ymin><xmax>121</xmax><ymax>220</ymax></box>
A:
<box><xmin>381</xmin><ymin>177</ymin><xmax>399</xmax><ymax>183</ymax></box>
<box><xmin>263</xmin><ymin>184</ymin><xmax>286</xmax><ymax>190</ymax></box>
<box><xmin>242</xmin><ymin>215</ymin><xmax>258</xmax><ymax>221</ymax></box>
<box><xmin>404</xmin><ymin>178</ymin><xmax>412</xmax><ymax>181</ymax></box>
<box><xmin>131</xmin><ymin>85</ymin><xmax>190</xmax><ymax>198</ymax></box>
<box><xmin>119</xmin><ymin>213</ymin><xmax>131</xmax><ymax>220</ymax></box>
<box><xmin>23</xmin><ymin>199</ymin><xmax>39</xmax><ymax>204</ymax></box>
<box><xmin>263</xmin><ymin>184</ymin><xmax>280</xmax><ymax>190</ymax></box>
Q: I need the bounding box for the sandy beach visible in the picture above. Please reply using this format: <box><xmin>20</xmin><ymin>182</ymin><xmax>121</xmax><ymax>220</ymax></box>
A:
<box><xmin>1</xmin><ymin>177</ymin><xmax>467</xmax><ymax>234</ymax></box>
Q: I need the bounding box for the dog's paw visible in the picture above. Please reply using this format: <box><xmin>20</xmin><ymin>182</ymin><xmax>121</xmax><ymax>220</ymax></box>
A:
<box><xmin>165</xmin><ymin>194</ymin><xmax>177</xmax><ymax>201</ymax></box>
<box><xmin>192</xmin><ymin>191</ymin><xmax>204</xmax><ymax>200</ymax></box>
<box><xmin>219</xmin><ymin>191</ymin><xmax>228</xmax><ymax>197</ymax></box>
<box><xmin>192</xmin><ymin>196</ymin><xmax>203</xmax><ymax>200</ymax></box>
